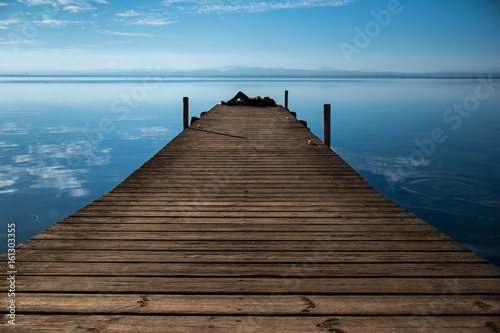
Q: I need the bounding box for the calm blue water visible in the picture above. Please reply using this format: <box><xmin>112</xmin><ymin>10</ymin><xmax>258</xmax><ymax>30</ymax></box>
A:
<box><xmin>1</xmin><ymin>78</ymin><xmax>499</xmax><ymax>266</ymax></box>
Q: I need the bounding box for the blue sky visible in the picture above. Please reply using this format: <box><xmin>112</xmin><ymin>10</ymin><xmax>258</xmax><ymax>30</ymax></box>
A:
<box><xmin>0</xmin><ymin>0</ymin><xmax>499</xmax><ymax>73</ymax></box>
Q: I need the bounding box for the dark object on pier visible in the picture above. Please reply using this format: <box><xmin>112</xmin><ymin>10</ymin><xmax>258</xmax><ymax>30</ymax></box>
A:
<box><xmin>190</xmin><ymin>116</ymin><xmax>199</xmax><ymax>125</ymax></box>
<box><xmin>222</xmin><ymin>91</ymin><xmax>277</xmax><ymax>107</ymax></box>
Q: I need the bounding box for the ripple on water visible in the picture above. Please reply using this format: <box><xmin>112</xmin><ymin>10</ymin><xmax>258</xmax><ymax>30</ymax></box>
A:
<box><xmin>391</xmin><ymin>173</ymin><xmax>499</xmax><ymax>202</ymax></box>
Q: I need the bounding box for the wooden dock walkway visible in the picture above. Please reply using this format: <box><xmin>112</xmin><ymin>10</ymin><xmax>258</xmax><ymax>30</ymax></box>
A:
<box><xmin>2</xmin><ymin>103</ymin><xmax>500</xmax><ymax>332</ymax></box>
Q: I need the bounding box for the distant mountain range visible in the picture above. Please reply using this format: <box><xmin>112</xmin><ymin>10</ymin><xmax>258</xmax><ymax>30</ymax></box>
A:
<box><xmin>2</xmin><ymin>66</ymin><xmax>500</xmax><ymax>78</ymax></box>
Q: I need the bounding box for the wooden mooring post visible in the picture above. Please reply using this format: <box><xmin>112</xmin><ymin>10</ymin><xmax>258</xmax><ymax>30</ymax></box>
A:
<box><xmin>323</xmin><ymin>104</ymin><xmax>331</xmax><ymax>147</ymax></box>
<box><xmin>183</xmin><ymin>97</ymin><xmax>189</xmax><ymax>129</ymax></box>
<box><xmin>284</xmin><ymin>90</ymin><xmax>289</xmax><ymax>110</ymax></box>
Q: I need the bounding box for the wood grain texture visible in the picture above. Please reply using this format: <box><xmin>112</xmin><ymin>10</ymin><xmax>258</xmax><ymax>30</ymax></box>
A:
<box><xmin>2</xmin><ymin>104</ymin><xmax>499</xmax><ymax>332</ymax></box>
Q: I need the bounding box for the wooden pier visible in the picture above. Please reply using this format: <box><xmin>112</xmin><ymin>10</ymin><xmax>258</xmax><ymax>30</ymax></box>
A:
<box><xmin>2</xmin><ymin>102</ymin><xmax>500</xmax><ymax>332</ymax></box>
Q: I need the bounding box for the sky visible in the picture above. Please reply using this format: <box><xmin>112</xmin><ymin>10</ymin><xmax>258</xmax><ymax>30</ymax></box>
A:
<box><xmin>0</xmin><ymin>0</ymin><xmax>499</xmax><ymax>73</ymax></box>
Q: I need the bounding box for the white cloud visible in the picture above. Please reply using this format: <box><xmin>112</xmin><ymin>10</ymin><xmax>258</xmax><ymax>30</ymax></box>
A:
<box><xmin>42</xmin><ymin>126</ymin><xmax>83</xmax><ymax>134</ymax></box>
<box><xmin>114</xmin><ymin>9</ymin><xmax>175</xmax><ymax>26</ymax></box>
<box><xmin>69</xmin><ymin>188</ymin><xmax>90</xmax><ymax>197</ymax></box>
<box><xmin>0</xmin><ymin>174</ymin><xmax>19</xmax><ymax>188</ymax></box>
<box><xmin>0</xmin><ymin>189</ymin><xmax>18</xmax><ymax>194</ymax></box>
<box><xmin>101</xmin><ymin>40</ymin><xmax>131</xmax><ymax>45</ymax></box>
<box><xmin>129</xmin><ymin>18</ymin><xmax>175</xmax><ymax>26</ymax></box>
<box><xmin>0</xmin><ymin>2</ymin><xmax>9</xmax><ymax>7</ymax></box>
<box><xmin>18</xmin><ymin>0</ymin><xmax>71</xmax><ymax>6</ymax></box>
<box><xmin>0</xmin><ymin>122</ymin><xmax>30</xmax><ymax>135</ymax></box>
<box><xmin>33</xmin><ymin>19</ymin><xmax>85</xmax><ymax>27</ymax></box>
<box><xmin>18</xmin><ymin>0</ymin><xmax>108</xmax><ymax>12</ymax></box>
<box><xmin>161</xmin><ymin>0</ymin><xmax>190</xmax><ymax>5</ymax></box>
<box><xmin>202</xmin><ymin>0</ymin><xmax>354</xmax><ymax>13</ymax></box>
<box><xmin>0</xmin><ymin>138</ymin><xmax>113</xmax><ymax>198</ymax></box>
<box><xmin>0</xmin><ymin>141</ymin><xmax>19</xmax><ymax>148</ymax></box>
<box><xmin>41</xmin><ymin>47</ymin><xmax>86</xmax><ymax>54</ymax></box>
<box><xmin>0</xmin><ymin>19</ymin><xmax>21</xmax><ymax>29</ymax></box>
<box><xmin>0</xmin><ymin>39</ymin><xmax>40</xmax><ymax>45</ymax></box>
<box><xmin>63</xmin><ymin>5</ymin><xmax>95</xmax><ymax>12</ymax></box>
<box><xmin>17</xmin><ymin>0</ymin><xmax>56</xmax><ymax>5</ymax></box>
<box><xmin>96</xmin><ymin>29</ymin><xmax>161</xmax><ymax>37</ymax></box>
<box><xmin>29</xmin><ymin>166</ymin><xmax>86</xmax><ymax>191</ymax></box>
<box><xmin>65</xmin><ymin>40</ymin><xmax>131</xmax><ymax>49</ymax></box>
<box><xmin>116</xmin><ymin>9</ymin><xmax>141</xmax><ymax>17</ymax></box>
<box><xmin>13</xmin><ymin>155</ymin><xmax>33</xmax><ymax>163</ymax></box>
<box><xmin>162</xmin><ymin>0</ymin><xmax>355</xmax><ymax>13</ymax></box>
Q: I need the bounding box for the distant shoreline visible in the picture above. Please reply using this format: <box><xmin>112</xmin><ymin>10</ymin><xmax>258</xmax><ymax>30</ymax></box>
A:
<box><xmin>1</xmin><ymin>75</ymin><xmax>499</xmax><ymax>79</ymax></box>
<box><xmin>1</xmin><ymin>66</ymin><xmax>498</xmax><ymax>80</ymax></box>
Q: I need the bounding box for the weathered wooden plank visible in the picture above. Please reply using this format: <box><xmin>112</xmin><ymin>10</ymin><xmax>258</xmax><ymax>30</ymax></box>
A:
<box><xmin>102</xmin><ymin>192</ymin><xmax>386</xmax><ymax>198</ymax></box>
<box><xmin>12</xmin><ymin>250</ymin><xmax>486</xmax><ymax>263</ymax></box>
<box><xmin>87</xmin><ymin>201</ymin><xmax>402</xmax><ymax>209</ymax></box>
<box><xmin>79</xmin><ymin>206</ymin><xmax>407</xmax><ymax>214</ymax></box>
<box><xmin>2</xmin><ymin>315</ymin><xmax>500</xmax><ymax>332</ymax></box>
<box><xmin>14</xmin><ymin>239</ymin><xmax>469</xmax><ymax>251</ymax></box>
<box><xmin>11</xmin><ymin>276</ymin><xmax>500</xmax><ymax>294</ymax></box>
<box><xmin>49</xmin><ymin>223</ymin><xmax>439</xmax><ymax>233</ymax></box>
<box><xmin>89</xmin><ymin>199</ymin><xmax>400</xmax><ymax>206</ymax></box>
<box><xmin>116</xmin><ymin>179</ymin><xmax>374</xmax><ymax>187</ymax></box>
<box><xmin>8</xmin><ymin>294</ymin><xmax>500</xmax><ymax>316</ymax></box>
<box><xmin>58</xmin><ymin>216</ymin><xmax>427</xmax><ymax>225</ymax></box>
<box><xmin>130</xmin><ymin>168</ymin><xmax>362</xmax><ymax>174</ymax></box>
<box><xmin>30</xmin><ymin>231</ymin><xmax>451</xmax><ymax>241</ymax></box>
<box><xmin>76</xmin><ymin>208</ymin><xmax>413</xmax><ymax>216</ymax></box>
<box><xmin>13</xmin><ymin>262</ymin><xmax>500</xmax><ymax>277</ymax></box>
<box><xmin>109</xmin><ymin>186</ymin><xmax>378</xmax><ymax>192</ymax></box>
<box><xmin>70</xmin><ymin>211</ymin><xmax>416</xmax><ymax>218</ymax></box>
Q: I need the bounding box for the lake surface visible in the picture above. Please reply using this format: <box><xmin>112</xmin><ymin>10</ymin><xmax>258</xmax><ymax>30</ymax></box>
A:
<box><xmin>1</xmin><ymin>77</ymin><xmax>499</xmax><ymax>266</ymax></box>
